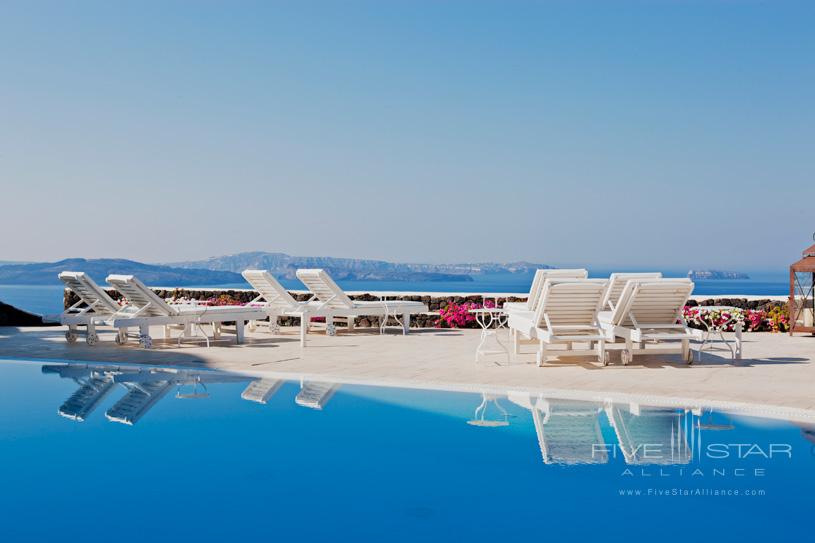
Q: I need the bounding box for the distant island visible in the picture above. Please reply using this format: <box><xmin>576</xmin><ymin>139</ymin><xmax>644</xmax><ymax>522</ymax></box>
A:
<box><xmin>0</xmin><ymin>253</ymin><xmax>555</xmax><ymax>286</ymax></box>
<box><xmin>167</xmin><ymin>252</ymin><xmax>553</xmax><ymax>282</ymax></box>
<box><xmin>688</xmin><ymin>269</ymin><xmax>750</xmax><ymax>280</ymax></box>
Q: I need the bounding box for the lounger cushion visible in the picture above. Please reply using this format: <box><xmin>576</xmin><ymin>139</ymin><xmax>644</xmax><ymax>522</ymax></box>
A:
<box><xmin>174</xmin><ymin>305</ymin><xmax>259</xmax><ymax>316</ymax></box>
<box><xmin>503</xmin><ymin>301</ymin><xmax>529</xmax><ymax>313</ymax></box>
<box><xmin>508</xmin><ymin>311</ymin><xmax>536</xmax><ymax>338</ymax></box>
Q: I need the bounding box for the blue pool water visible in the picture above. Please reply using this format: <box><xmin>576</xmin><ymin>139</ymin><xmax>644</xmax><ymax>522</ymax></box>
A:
<box><xmin>0</xmin><ymin>360</ymin><xmax>811</xmax><ymax>542</ymax></box>
<box><xmin>0</xmin><ymin>270</ymin><xmax>790</xmax><ymax>316</ymax></box>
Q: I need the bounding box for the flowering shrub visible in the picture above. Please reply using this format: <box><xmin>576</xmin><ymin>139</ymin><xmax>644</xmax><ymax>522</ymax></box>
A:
<box><xmin>436</xmin><ymin>299</ymin><xmax>496</xmax><ymax>328</ymax></box>
<box><xmin>683</xmin><ymin>305</ymin><xmax>789</xmax><ymax>333</ymax></box>
<box><xmin>202</xmin><ymin>294</ymin><xmax>242</xmax><ymax>306</ymax></box>
<box><xmin>766</xmin><ymin>306</ymin><xmax>790</xmax><ymax>333</ymax></box>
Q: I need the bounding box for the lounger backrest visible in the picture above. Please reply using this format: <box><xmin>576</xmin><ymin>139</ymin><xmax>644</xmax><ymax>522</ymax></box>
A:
<box><xmin>241</xmin><ymin>270</ymin><xmax>299</xmax><ymax>309</ymax></box>
<box><xmin>603</xmin><ymin>272</ymin><xmax>662</xmax><ymax>311</ymax></box>
<box><xmin>106</xmin><ymin>275</ymin><xmax>177</xmax><ymax>317</ymax></box>
<box><xmin>535</xmin><ymin>279</ymin><xmax>607</xmax><ymax>329</ymax></box>
<box><xmin>59</xmin><ymin>271</ymin><xmax>121</xmax><ymax>314</ymax></box>
<box><xmin>611</xmin><ymin>279</ymin><xmax>694</xmax><ymax>327</ymax></box>
<box><xmin>527</xmin><ymin>269</ymin><xmax>588</xmax><ymax>311</ymax></box>
<box><xmin>295</xmin><ymin>269</ymin><xmax>354</xmax><ymax>309</ymax></box>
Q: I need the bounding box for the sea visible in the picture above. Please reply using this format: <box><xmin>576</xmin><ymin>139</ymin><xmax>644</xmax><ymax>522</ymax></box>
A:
<box><xmin>0</xmin><ymin>270</ymin><xmax>789</xmax><ymax>317</ymax></box>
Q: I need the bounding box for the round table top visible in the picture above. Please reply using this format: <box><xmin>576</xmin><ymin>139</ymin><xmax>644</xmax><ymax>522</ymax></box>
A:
<box><xmin>468</xmin><ymin>307</ymin><xmax>506</xmax><ymax>314</ymax></box>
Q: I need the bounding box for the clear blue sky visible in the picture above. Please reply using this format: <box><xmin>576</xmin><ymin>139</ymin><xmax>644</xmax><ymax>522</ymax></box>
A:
<box><xmin>1</xmin><ymin>0</ymin><xmax>812</xmax><ymax>269</ymax></box>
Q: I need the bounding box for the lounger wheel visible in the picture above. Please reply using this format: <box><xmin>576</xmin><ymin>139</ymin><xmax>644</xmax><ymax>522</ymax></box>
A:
<box><xmin>621</xmin><ymin>349</ymin><xmax>632</xmax><ymax>366</ymax></box>
<box><xmin>115</xmin><ymin>332</ymin><xmax>127</xmax><ymax>345</ymax></box>
<box><xmin>270</xmin><ymin>323</ymin><xmax>281</xmax><ymax>334</ymax></box>
<box><xmin>139</xmin><ymin>334</ymin><xmax>153</xmax><ymax>349</ymax></box>
<box><xmin>65</xmin><ymin>331</ymin><xmax>78</xmax><ymax>344</ymax></box>
<box><xmin>86</xmin><ymin>333</ymin><xmax>99</xmax><ymax>346</ymax></box>
<box><xmin>601</xmin><ymin>351</ymin><xmax>610</xmax><ymax>366</ymax></box>
<box><xmin>685</xmin><ymin>348</ymin><xmax>695</xmax><ymax>365</ymax></box>
<box><xmin>326</xmin><ymin>324</ymin><xmax>336</xmax><ymax>337</ymax></box>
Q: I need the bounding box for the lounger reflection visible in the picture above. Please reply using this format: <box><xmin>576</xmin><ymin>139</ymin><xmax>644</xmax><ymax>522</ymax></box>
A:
<box><xmin>241</xmin><ymin>378</ymin><xmax>284</xmax><ymax>404</ymax></box>
<box><xmin>42</xmin><ymin>365</ymin><xmax>116</xmax><ymax>421</ymax></box>
<box><xmin>295</xmin><ymin>381</ymin><xmax>339</xmax><ymax>410</ymax></box>
<box><xmin>42</xmin><ymin>365</ymin><xmax>245</xmax><ymax>425</ymax></box>
<box><xmin>604</xmin><ymin>404</ymin><xmax>691</xmax><ymax>464</ymax></box>
<box><xmin>508</xmin><ymin>393</ymin><xmax>608</xmax><ymax>464</ymax></box>
<box><xmin>105</xmin><ymin>378</ymin><xmax>173</xmax><ymax>425</ymax></box>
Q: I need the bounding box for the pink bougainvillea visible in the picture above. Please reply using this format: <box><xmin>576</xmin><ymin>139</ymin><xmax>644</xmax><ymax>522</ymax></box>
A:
<box><xmin>436</xmin><ymin>299</ymin><xmax>496</xmax><ymax>328</ymax></box>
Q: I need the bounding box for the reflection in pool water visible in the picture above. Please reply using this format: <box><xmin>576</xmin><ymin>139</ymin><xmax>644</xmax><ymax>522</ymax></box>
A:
<box><xmin>0</xmin><ymin>360</ymin><xmax>812</xmax><ymax>542</ymax></box>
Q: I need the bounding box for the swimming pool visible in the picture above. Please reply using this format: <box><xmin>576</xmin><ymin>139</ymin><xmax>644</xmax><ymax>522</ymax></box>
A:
<box><xmin>0</xmin><ymin>360</ymin><xmax>811</xmax><ymax>542</ymax></box>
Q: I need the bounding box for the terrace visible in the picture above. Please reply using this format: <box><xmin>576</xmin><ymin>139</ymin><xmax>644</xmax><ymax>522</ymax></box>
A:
<box><xmin>2</xmin><ymin>324</ymin><xmax>813</xmax><ymax>424</ymax></box>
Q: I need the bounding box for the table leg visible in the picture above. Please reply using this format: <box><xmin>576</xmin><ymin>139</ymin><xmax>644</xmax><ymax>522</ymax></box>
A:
<box><xmin>734</xmin><ymin>323</ymin><xmax>743</xmax><ymax>360</ymax></box>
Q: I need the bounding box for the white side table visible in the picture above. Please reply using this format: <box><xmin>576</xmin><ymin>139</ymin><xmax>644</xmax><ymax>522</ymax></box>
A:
<box><xmin>469</xmin><ymin>307</ymin><xmax>509</xmax><ymax>364</ymax></box>
<box><xmin>692</xmin><ymin>305</ymin><xmax>744</xmax><ymax>362</ymax></box>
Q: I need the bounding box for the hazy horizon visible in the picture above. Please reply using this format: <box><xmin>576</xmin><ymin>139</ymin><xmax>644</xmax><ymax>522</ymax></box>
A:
<box><xmin>0</xmin><ymin>250</ymin><xmax>794</xmax><ymax>276</ymax></box>
<box><xmin>1</xmin><ymin>1</ymin><xmax>812</xmax><ymax>269</ymax></box>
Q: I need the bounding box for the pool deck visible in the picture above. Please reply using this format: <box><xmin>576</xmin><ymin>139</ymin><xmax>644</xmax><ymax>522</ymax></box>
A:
<box><xmin>2</xmin><ymin>325</ymin><xmax>814</xmax><ymax>423</ymax></box>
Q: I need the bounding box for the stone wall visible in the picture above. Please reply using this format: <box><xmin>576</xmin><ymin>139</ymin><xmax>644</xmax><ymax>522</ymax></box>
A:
<box><xmin>63</xmin><ymin>287</ymin><xmax>787</xmax><ymax>329</ymax></box>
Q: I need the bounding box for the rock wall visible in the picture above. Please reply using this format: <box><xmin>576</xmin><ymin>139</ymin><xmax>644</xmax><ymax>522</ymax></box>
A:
<box><xmin>63</xmin><ymin>288</ymin><xmax>787</xmax><ymax>329</ymax></box>
<box><xmin>0</xmin><ymin>301</ymin><xmax>58</xmax><ymax>327</ymax></box>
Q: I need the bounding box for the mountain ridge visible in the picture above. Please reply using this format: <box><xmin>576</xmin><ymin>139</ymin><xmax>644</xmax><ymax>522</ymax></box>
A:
<box><xmin>0</xmin><ymin>253</ymin><xmax>556</xmax><ymax>286</ymax></box>
<box><xmin>0</xmin><ymin>259</ymin><xmax>243</xmax><ymax>286</ymax></box>
<box><xmin>166</xmin><ymin>251</ymin><xmax>553</xmax><ymax>280</ymax></box>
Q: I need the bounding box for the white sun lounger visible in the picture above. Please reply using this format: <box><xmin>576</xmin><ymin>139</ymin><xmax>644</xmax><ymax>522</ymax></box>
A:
<box><xmin>241</xmin><ymin>269</ymin><xmax>327</xmax><ymax>346</ymax></box>
<box><xmin>105</xmin><ymin>379</ymin><xmax>173</xmax><ymax>425</ymax></box>
<box><xmin>58</xmin><ymin>374</ymin><xmax>116</xmax><ymax>422</ymax></box>
<box><xmin>602</xmin><ymin>272</ymin><xmax>662</xmax><ymax>312</ymax></box>
<box><xmin>242</xmin><ymin>269</ymin><xmax>304</xmax><ymax>324</ymax></box>
<box><xmin>106</xmin><ymin>274</ymin><xmax>267</xmax><ymax>348</ymax></box>
<box><xmin>508</xmin><ymin>278</ymin><xmax>609</xmax><ymax>366</ymax></box>
<box><xmin>295</xmin><ymin>269</ymin><xmax>428</xmax><ymax>339</ymax></box>
<box><xmin>58</xmin><ymin>271</ymin><xmax>135</xmax><ymax>345</ymax></box>
<box><xmin>241</xmin><ymin>378</ymin><xmax>284</xmax><ymax>404</ymax></box>
<box><xmin>605</xmin><ymin>404</ymin><xmax>691</xmax><ymax>464</ymax></box>
<box><xmin>295</xmin><ymin>381</ymin><xmax>339</xmax><ymax>410</ymax></box>
<box><xmin>599</xmin><ymin>278</ymin><xmax>696</xmax><ymax>365</ymax></box>
<box><xmin>503</xmin><ymin>269</ymin><xmax>588</xmax><ymax>313</ymax></box>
